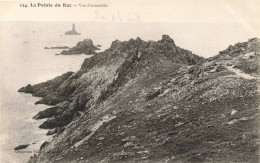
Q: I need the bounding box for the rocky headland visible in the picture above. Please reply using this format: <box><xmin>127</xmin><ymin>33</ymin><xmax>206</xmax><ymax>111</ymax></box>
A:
<box><xmin>57</xmin><ymin>39</ymin><xmax>100</xmax><ymax>55</ymax></box>
<box><xmin>19</xmin><ymin>35</ymin><xmax>259</xmax><ymax>162</ymax></box>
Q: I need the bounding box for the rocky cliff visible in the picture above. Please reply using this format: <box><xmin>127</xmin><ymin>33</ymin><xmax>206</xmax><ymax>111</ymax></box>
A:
<box><xmin>19</xmin><ymin>36</ymin><xmax>259</xmax><ymax>162</ymax></box>
<box><xmin>58</xmin><ymin>39</ymin><xmax>100</xmax><ymax>55</ymax></box>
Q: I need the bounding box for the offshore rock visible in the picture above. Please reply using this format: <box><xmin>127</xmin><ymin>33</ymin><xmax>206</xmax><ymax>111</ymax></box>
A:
<box><xmin>44</xmin><ymin>46</ymin><xmax>69</xmax><ymax>49</ymax></box>
<box><xmin>58</xmin><ymin>39</ymin><xmax>100</xmax><ymax>55</ymax></box>
<box><xmin>14</xmin><ymin>144</ymin><xmax>30</xmax><ymax>150</ymax></box>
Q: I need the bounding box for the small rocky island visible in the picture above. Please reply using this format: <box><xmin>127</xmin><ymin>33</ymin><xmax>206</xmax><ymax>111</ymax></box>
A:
<box><xmin>44</xmin><ymin>46</ymin><xmax>70</xmax><ymax>49</ymax></box>
<box><xmin>65</xmin><ymin>23</ymin><xmax>80</xmax><ymax>35</ymax></box>
<box><xmin>57</xmin><ymin>39</ymin><xmax>100</xmax><ymax>55</ymax></box>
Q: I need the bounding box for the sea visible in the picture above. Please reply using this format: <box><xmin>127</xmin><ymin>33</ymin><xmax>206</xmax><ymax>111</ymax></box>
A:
<box><xmin>0</xmin><ymin>21</ymin><xmax>254</xmax><ymax>163</ymax></box>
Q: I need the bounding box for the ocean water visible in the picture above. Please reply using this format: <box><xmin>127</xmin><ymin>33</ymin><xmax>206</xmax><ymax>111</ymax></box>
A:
<box><xmin>0</xmin><ymin>21</ymin><xmax>255</xmax><ymax>163</ymax></box>
<box><xmin>0</xmin><ymin>22</ymin><xmax>97</xmax><ymax>163</ymax></box>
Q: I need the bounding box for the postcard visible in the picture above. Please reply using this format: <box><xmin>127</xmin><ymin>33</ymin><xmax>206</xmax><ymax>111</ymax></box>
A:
<box><xmin>0</xmin><ymin>0</ymin><xmax>259</xmax><ymax>162</ymax></box>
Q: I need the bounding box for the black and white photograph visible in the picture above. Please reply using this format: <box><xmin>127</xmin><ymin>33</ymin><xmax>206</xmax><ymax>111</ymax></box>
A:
<box><xmin>0</xmin><ymin>0</ymin><xmax>259</xmax><ymax>162</ymax></box>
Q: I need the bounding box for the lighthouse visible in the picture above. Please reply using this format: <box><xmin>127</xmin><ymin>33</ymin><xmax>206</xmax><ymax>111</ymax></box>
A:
<box><xmin>65</xmin><ymin>23</ymin><xmax>81</xmax><ymax>35</ymax></box>
<box><xmin>72</xmin><ymin>23</ymin><xmax>75</xmax><ymax>31</ymax></box>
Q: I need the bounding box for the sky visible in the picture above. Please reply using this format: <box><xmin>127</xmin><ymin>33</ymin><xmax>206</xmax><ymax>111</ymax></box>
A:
<box><xmin>0</xmin><ymin>0</ymin><xmax>259</xmax><ymax>58</ymax></box>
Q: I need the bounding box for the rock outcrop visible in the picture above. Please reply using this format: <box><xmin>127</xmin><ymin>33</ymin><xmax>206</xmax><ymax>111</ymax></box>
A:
<box><xmin>19</xmin><ymin>35</ymin><xmax>260</xmax><ymax>163</ymax></box>
<box><xmin>58</xmin><ymin>39</ymin><xmax>100</xmax><ymax>55</ymax></box>
<box><xmin>44</xmin><ymin>46</ymin><xmax>69</xmax><ymax>49</ymax></box>
<box><xmin>14</xmin><ymin>144</ymin><xmax>30</xmax><ymax>150</ymax></box>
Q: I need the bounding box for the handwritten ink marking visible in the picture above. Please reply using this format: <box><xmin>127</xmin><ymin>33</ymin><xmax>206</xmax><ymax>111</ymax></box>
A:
<box><xmin>111</xmin><ymin>11</ymin><xmax>140</xmax><ymax>22</ymax></box>
<box><xmin>95</xmin><ymin>11</ymin><xmax>109</xmax><ymax>21</ymax></box>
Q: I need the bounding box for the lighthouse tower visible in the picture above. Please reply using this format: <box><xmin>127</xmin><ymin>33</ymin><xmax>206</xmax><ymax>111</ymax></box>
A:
<box><xmin>65</xmin><ymin>23</ymin><xmax>81</xmax><ymax>35</ymax></box>
<box><xmin>72</xmin><ymin>23</ymin><xmax>75</xmax><ymax>31</ymax></box>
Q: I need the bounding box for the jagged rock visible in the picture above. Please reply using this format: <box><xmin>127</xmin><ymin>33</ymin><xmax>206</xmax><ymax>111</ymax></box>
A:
<box><xmin>39</xmin><ymin>111</ymin><xmax>74</xmax><ymax>129</ymax></box>
<box><xmin>18</xmin><ymin>72</ymin><xmax>74</xmax><ymax>104</ymax></box>
<box><xmin>33</xmin><ymin>106</ymin><xmax>63</xmax><ymax>119</ymax></box>
<box><xmin>109</xmin><ymin>39</ymin><xmax>122</xmax><ymax>50</ymax></box>
<box><xmin>46</xmin><ymin>128</ymin><xmax>57</xmax><ymax>135</ymax></box>
<box><xmin>58</xmin><ymin>39</ymin><xmax>100</xmax><ymax>55</ymax></box>
<box><xmin>18</xmin><ymin>84</ymin><xmax>33</xmax><ymax>93</ymax></box>
<box><xmin>40</xmin><ymin>141</ymin><xmax>49</xmax><ymax>151</ymax></box>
